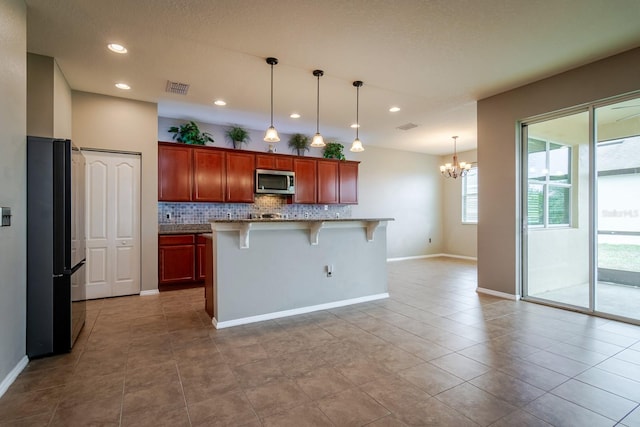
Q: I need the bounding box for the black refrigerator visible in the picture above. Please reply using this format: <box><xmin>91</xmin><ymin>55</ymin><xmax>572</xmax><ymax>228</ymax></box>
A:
<box><xmin>27</xmin><ymin>136</ymin><xmax>86</xmax><ymax>358</ymax></box>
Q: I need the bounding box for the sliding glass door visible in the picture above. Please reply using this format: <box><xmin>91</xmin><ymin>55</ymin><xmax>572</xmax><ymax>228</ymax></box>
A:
<box><xmin>522</xmin><ymin>94</ymin><xmax>640</xmax><ymax>324</ymax></box>
<box><xmin>523</xmin><ymin>110</ymin><xmax>591</xmax><ymax>309</ymax></box>
<box><xmin>595</xmin><ymin>99</ymin><xmax>640</xmax><ymax>320</ymax></box>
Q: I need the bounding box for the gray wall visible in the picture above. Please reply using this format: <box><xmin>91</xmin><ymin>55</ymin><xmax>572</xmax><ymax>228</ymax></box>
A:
<box><xmin>477</xmin><ymin>47</ymin><xmax>640</xmax><ymax>296</ymax></box>
<box><xmin>72</xmin><ymin>92</ymin><xmax>159</xmax><ymax>292</ymax></box>
<box><xmin>0</xmin><ymin>0</ymin><xmax>27</xmax><ymax>390</ymax></box>
<box><xmin>441</xmin><ymin>149</ymin><xmax>477</xmax><ymax>258</ymax></box>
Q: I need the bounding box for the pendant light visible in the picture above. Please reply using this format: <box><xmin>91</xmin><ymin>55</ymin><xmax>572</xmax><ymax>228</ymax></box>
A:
<box><xmin>439</xmin><ymin>136</ymin><xmax>471</xmax><ymax>178</ymax></box>
<box><xmin>263</xmin><ymin>57</ymin><xmax>280</xmax><ymax>145</ymax></box>
<box><xmin>350</xmin><ymin>81</ymin><xmax>364</xmax><ymax>152</ymax></box>
<box><xmin>310</xmin><ymin>69</ymin><xmax>326</xmax><ymax>148</ymax></box>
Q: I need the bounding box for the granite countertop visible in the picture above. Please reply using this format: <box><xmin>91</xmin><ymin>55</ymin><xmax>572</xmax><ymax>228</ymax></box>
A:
<box><xmin>159</xmin><ymin>218</ymin><xmax>393</xmax><ymax>234</ymax></box>
<box><xmin>158</xmin><ymin>224</ymin><xmax>211</xmax><ymax>234</ymax></box>
<box><xmin>209</xmin><ymin>218</ymin><xmax>394</xmax><ymax>223</ymax></box>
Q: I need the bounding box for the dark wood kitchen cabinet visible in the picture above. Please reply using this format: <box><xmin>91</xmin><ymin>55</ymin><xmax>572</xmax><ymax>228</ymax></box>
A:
<box><xmin>196</xmin><ymin>235</ymin><xmax>207</xmax><ymax>281</ymax></box>
<box><xmin>339</xmin><ymin>161</ymin><xmax>359</xmax><ymax>204</ymax></box>
<box><xmin>293</xmin><ymin>158</ymin><xmax>317</xmax><ymax>204</ymax></box>
<box><xmin>226</xmin><ymin>151</ymin><xmax>255</xmax><ymax>202</ymax></box>
<box><xmin>193</xmin><ymin>148</ymin><xmax>225</xmax><ymax>202</ymax></box>
<box><xmin>317</xmin><ymin>160</ymin><xmax>339</xmax><ymax>204</ymax></box>
<box><xmin>158</xmin><ymin>234</ymin><xmax>196</xmax><ymax>285</ymax></box>
<box><xmin>255</xmin><ymin>154</ymin><xmax>294</xmax><ymax>171</ymax></box>
<box><xmin>158</xmin><ymin>144</ymin><xmax>192</xmax><ymax>201</ymax></box>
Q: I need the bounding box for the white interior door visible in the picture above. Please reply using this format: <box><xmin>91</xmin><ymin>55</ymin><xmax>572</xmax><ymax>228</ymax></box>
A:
<box><xmin>84</xmin><ymin>150</ymin><xmax>141</xmax><ymax>299</ymax></box>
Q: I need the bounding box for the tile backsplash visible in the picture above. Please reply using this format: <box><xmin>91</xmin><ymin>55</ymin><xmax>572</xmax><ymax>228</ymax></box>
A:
<box><xmin>158</xmin><ymin>195</ymin><xmax>352</xmax><ymax>224</ymax></box>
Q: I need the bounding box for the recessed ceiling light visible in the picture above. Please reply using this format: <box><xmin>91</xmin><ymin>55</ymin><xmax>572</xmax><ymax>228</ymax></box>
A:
<box><xmin>115</xmin><ymin>83</ymin><xmax>131</xmax><ymax>90</ymax></box>
<box><xmin>389</xmin><ymin>106</ymin><xmax>401</xmax><ymax>112</ymax></box>
<box><xmin>107</xmin><ymin>43</ymin><xmax>127</xmax><ymax>54</ymax></box>
<box><xmin>214</xmin><ymin>100</ymin><xmax>226</xmax><ymax>106</ymax></box>
<box><xmin>350</xmin><ymin>123</ymin><xmax>360</xmax><ymax>129</ymax></box>
<box><xmin>290</xmin><ymin>113</ymin><xmax>301</xmax><ymax>119</ymax></box>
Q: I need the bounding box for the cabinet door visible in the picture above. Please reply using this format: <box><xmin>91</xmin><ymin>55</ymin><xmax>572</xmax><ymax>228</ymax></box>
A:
<box><xmin>196</xmin><ymin>235</ymin><xmax>206</xmax><ymax>281</ymax></box>
<box><xmin>339</xmin><ymin>161</ymin><xmax>359</xmax><ymax>204</ymax></box>
<box><xmin>193</xmin><ymin>148</ymin><xmax>225</xmax><ymax>202</ymax></box>
<box><xmin>293</xmin><ymin>158</ymin><xmax>317</xmax><ymax>204</ymax></box>
<box><xmin>158</xmin><ymin>144</ymin><xmax>192</xmax><ymax>201</ymax></box>
<box><xmin>159</xmin><ymin>244</ymin><xmax>196</xmax><ymax>284</ymax></box>
<box><xmin>226</xmin><ymin>152</ymin><xmax>255</xmax><ymax>202</ymax></box>
<box><xmin>317</xmin><ymin>160</ymin><xmax>339</xmax><ymax>204</ymax></box>
<box><xmin>274</xmin><ymin>156</ymin><xmax>294</xmax><ymax>171</ymax></box>
<box><xmin>256</xmin><ymin>154</ymin><xmax>294</xmax><ymax>171</ymax></box>
<box><xmin>255</xmin><ymin>154</ymin><xmax>275</xmax><ymax>170</ymax></box>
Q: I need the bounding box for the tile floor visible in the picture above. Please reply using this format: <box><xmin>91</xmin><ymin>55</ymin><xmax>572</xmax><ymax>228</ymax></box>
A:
<box><xmin>1</xmin><ymin>257</ymin><xmax>640</xmax><ymax>426</ymax></box>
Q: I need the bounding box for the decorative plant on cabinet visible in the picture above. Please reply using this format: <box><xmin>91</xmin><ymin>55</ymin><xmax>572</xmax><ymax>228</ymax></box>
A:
<box><xmin>288</xmin><ymin>133</ymin><xmax>310</xmax><ymax>156</ymax></box>
<box><xmin>323</xmin><ymin>142</ymin><xmax>346</xmax><ymax>160</ymax></box>
<box><xmin>225</xmin><ymin>125</ymin><xmax>251</xmax><ymax>149</ymax></box>
<box><xmin>168</xmin><ymin>121</ymin><xmax>214</xmax><ymax>145</ymax></box>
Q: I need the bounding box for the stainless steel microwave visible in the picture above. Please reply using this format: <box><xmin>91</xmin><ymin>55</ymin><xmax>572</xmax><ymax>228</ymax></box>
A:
<box><xmin>255</xmin><ymin>169</ymin><xmax>295</xmax><ymax>195</ymax></box>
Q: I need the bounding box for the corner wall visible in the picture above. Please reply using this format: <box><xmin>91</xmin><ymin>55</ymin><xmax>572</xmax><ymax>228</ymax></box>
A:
<box><xmin>0</xmin><ymin>0</ymin><xmax>27</xmax><ymax>393</ymax></box>
<box><xmin>441</xmin><ymin>149</ymin><xmax>477</xmax><ymax>258</ymax></box>
<box><xmin>72</xmin><ymin>92</ymin><xmax>159</xmax><ymax>292</ymax></box>
<box><xmin>477</xmin><ymin>47</ymin><xmax>640</xmax><ymax>296</ymax></box>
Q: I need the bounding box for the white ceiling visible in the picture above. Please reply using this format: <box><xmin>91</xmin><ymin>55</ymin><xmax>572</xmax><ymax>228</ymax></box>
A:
<box><xmin>25</xmin><ymin>0</ymin><xmax>640</xmax><ymax>155</ymax></box>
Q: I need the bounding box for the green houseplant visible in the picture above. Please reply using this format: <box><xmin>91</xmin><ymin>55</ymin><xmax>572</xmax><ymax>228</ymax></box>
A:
<box><xmin>323</xmin><ymin>142</ymin><xmax>346</xmax><ymax>160</ymax></box>
<box><xmin>288</xmin><ymin>133</ymin><xmax>310</xmax><ymax>156</ymax></box>
<box><xmin>225</xmin><ymin>125</ymin><xmax>251</xmax><ymax>149</ymax></box>
<box><xmin>168</xmin><ymin>121</ymin><xmax>214</xmax><ymax>145</ymax></box>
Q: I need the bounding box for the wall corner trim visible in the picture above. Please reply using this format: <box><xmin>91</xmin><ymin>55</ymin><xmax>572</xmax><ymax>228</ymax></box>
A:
<box><xmin>476</xmin><ymin>287</ymin><xmax>521</xmax><ymax>300</ymax></box>
<box><xmin>0</xmin><ymin>355</ymin><xmax>28</xmax><ymax>399</ymax></box>
<box><xmin>139</xmin><ymin>289</ymin><xmax>159</xmax><ymax>296</ymax></box>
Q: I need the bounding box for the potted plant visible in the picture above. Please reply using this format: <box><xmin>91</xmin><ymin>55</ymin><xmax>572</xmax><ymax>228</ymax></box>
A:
<box><xmin>323</xmin><ymin>142</ymin><xmax>346</xmax><ymax>160</ymax></box>
<box><xmin>288</xmin><ymin>133</ymin><xmax>310</xmax><ymax>156</ymax></box>
<box><xmin>225</xmin><ymin>125</ymin><xmax>251</xmax><ymax>149</ymax></box>
<box><xmin>168</xmin><ymin>121</ymin><xmax>214</xmax><ymax>145</ymax></box>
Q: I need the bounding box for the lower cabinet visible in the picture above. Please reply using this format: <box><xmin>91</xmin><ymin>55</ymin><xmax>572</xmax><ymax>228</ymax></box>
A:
<box><xmin>158</xmin><ymin>234</ymin><xmax>205</xmax><ymax>287</ymax></box>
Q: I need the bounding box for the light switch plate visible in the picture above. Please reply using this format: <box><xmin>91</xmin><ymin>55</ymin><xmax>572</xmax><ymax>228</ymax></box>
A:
<box><xmin>1</xmin><ymin>207</ymin><xmax>11</xmax><ymax>226</ymax></box>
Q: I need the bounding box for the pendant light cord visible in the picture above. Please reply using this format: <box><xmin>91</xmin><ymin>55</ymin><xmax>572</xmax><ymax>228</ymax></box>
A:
<box><xmin>316</xmin><ymin>74</ymin><xmax>320</xmax><ymax>133</ymax></box>
<box><xmin>270</xmin><ymin>63</ymin><xmax>274</xmax><ymax>127</ymax></box>
<box><xmin>356</xmin><ymin>84</ymin><xmax>360</xmax><ymax>140</ymax></box>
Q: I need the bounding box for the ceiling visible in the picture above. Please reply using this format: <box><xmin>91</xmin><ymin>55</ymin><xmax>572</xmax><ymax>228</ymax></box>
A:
<box><xmin>25</xmin><ymin>0</ymin><xmax>640</xmax><ymax>155</ymax></box>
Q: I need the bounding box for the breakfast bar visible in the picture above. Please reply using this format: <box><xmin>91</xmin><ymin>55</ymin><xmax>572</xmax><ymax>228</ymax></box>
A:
<box><xmin>204</xmin><ymin>218</ymin><xmax>392</xmax><ymax>328</ymax></box>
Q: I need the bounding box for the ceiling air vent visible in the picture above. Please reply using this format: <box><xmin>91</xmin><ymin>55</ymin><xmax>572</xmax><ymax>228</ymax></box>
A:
<box><xmin>396</xmin><ymin>122</ymin><xmax>418</xmax><ymax>131</ymax></box>
<box><xmin>165</xmin><ymin>80</ymin><xmax>190</xmax><ymax>95</ymax></box>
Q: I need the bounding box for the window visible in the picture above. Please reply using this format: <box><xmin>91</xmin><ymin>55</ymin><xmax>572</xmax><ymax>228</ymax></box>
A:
<box><xmin>527</xmin><ymin>137</ymin><xmax>571</xmax><ymax>227</ymax></box>
<box><xmin>462</xmin><ymin>167</ymin><xmax>478</xmax><ymax>223</ymax></box>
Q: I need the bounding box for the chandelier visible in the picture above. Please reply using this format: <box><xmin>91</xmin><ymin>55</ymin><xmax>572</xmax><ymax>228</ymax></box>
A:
<box><xmin>440</xmin><ymin>136</ymin><xmax>471</xmax><ymax>178</ymax></box>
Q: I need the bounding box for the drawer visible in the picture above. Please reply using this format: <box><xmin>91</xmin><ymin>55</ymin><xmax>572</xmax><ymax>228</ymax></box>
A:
<box><xmin>159</xmin><ymin>234</ymin><xmax>195</xmax><ymax>246</ymax></box>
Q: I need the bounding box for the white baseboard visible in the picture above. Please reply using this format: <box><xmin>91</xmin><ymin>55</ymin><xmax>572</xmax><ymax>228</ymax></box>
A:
<box><xmin>139</xmin><ymin>289</ymin><xmax>159</xmax><ymax>296</ymax></box>
<box><xmin>476</xmin><ymin>287</ymin><xmax>521</xmax><ymax>300</ymax></box>
<box><xmin>387</xmin><ymin>253</ymin><xmax>477</xmax><ymax>262</ymax></box>
<box><xmin>0</xmin><ymin>355</ymin><xmax>28</xmax><ymax>398</ymax></box>
<box><xmin>213</xmin><ymin>293</ymin><xmax>390</xmax><ymax>329</ymax></box>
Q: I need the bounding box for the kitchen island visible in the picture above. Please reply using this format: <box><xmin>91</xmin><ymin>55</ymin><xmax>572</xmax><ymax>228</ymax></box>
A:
<box><xmin>204</xmin><ymin>218</ymin><xmax>392</xmax><ymax>328</ymax></box>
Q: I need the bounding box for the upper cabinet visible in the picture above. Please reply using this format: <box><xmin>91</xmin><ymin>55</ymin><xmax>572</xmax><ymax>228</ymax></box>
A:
<box><xmin>339</xmin><ymin>161</ymin><xmax>359</xmax><ymax>204</ymax></box>
<box><xmin>317</xmin><ymin>160</ymin><xmax>339</xmax><ymax>204</ymax></box>
<box><xmin>158</xmin><ymin>144</ymin><xmax>192</xmax><ymax>201</ymax></box>
<box><xmin>158</xmin><ymin>142</ymin><xmax>359</xmax><ymax>204</ymax></box>
<box><xmin>255</xmin><ymin>154</ymin><xmax>294</xmax><ymax>171</ymax></box>
<box><xmin>293</xmin><ymin>158</ymin><xmax>317</xmax><ymax>204</ymax></box>
<box><xmin>193</xmin><ymin>148</ymin><xmax>225</xmax><ymax>202</ymax></box>
<box><xmin>226</xmin><ymin>151</ymin><xmax>255</xmax><ymax>203</ymax></box>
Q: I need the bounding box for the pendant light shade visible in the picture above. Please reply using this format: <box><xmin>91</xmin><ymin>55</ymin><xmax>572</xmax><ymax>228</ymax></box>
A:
<box><xmin>439</xmin><ymin>136</ymin><xmax>472</xmax><ymax>178</ymax></box>
<box><xmin>310</xmin><ymin>69</ymin><xmax>325</xmax><ymax>148</ymax></box>
<box><xmin>264</xmin><ymin>57</ymin><xmax>280</xmax><ymax>143</ymax></box>
<box><xmin>350</xmin><ymin>81</ymin><xmax>364</xmax><ymax>152</ymax></box>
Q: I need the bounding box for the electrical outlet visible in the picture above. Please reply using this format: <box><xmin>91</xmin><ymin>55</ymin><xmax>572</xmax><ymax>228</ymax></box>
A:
<box><xmin>324</xmin><ymin>205</ymin><xmax>328</xmax><ymax>211</ymax></box>
<box><xmin>166</xmin><ymin>212</ymin><xmax>172</xmax><ymax>220</ymax></box>
<box><xmin>326</xmin><ymin>264</ymin><xmax>333</xmax><ymax>278</ymax></box>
